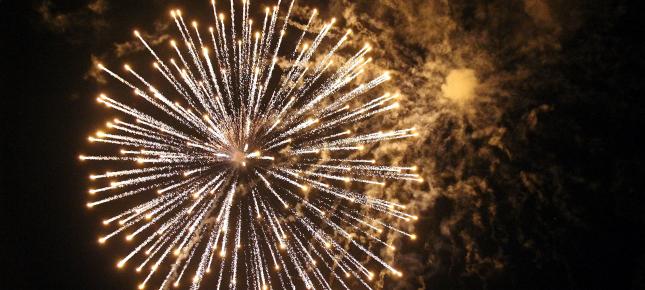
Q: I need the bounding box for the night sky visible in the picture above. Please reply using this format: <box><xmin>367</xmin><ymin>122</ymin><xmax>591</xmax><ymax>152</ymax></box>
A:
<box><xmin>3</xmin><ymin>0</ymin><xmax>645</xmax><ymax>289</ymax></box>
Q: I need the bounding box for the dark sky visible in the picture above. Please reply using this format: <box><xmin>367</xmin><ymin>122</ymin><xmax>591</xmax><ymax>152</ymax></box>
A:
<box><xmin>3</xmin><ymin>0</ymin><xmax>645</xmax><ymax>289</ymax></box>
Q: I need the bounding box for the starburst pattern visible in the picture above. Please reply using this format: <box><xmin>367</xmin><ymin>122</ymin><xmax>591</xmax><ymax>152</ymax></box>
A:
<box><xmin>80</xmin><ymin>0</ymin><xmax>421</xmax><ymax>289</ymax></box>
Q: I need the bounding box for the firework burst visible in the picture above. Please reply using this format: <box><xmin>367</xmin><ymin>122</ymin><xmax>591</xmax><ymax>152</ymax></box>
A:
<box><xmin>81</xmin><ymin>0</ymin><xmax>421</xmax><ymax>289</ymax></box>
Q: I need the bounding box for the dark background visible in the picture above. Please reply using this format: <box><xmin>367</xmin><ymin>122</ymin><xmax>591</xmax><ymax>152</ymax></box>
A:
<box><xmin>2</xmin><ymin>0</ymin><xmax>645</xmax><ymax>289</ymax></box>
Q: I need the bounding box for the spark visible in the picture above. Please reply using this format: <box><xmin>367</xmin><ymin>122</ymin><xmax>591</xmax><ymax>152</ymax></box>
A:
<box><xmin>82</xmin><ymin>1</ymin><xmax>418</xmax><ymax>289</ymax></box>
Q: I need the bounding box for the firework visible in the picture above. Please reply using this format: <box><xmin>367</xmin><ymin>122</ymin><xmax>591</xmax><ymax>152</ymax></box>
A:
<box><xmin>81</xmin><ymin>0</ymin><xmax>420</xmax><ymax>289</ymax></box>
